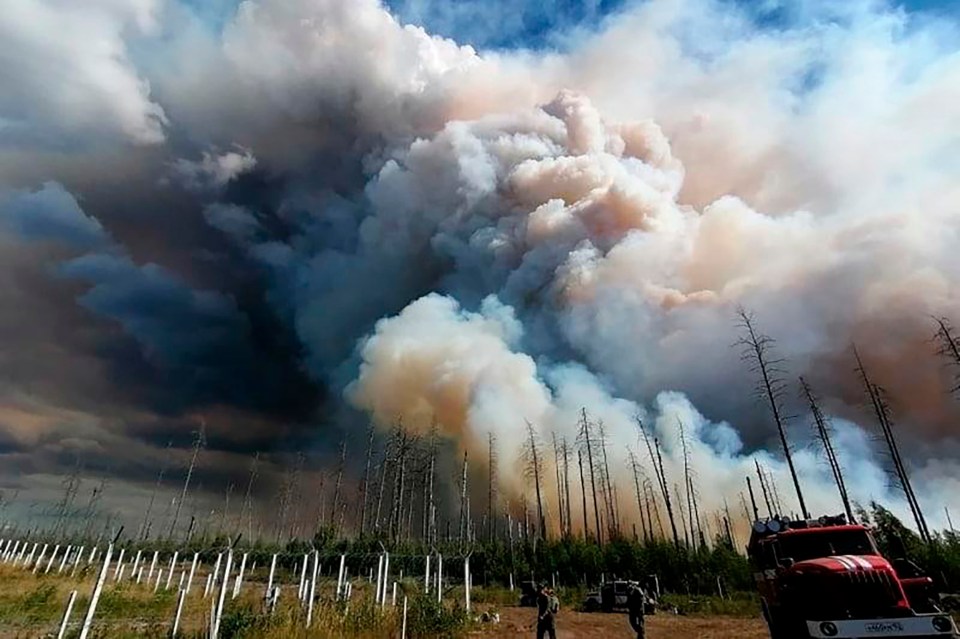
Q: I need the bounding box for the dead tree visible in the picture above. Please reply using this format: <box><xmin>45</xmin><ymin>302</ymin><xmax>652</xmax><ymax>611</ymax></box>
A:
<box><xmin>736</xmin><ymin>308</ymin><xmax>809</xmax><ymax>519</ymax></box>
<box><xmin>561</xmin><ymin>437</ymin><xmax>573</xmax><ymax>536</ymax></box>
<box><xmin>458</xmin><ymin>449</ymin><xmax>469</xmax><ymax>548</ymax></box>
<box><xmin>678</xmin><ymin>420</ymin><xmax>705</xmax><ymax>549</ymax></box>
<box><xmin>425</xmin><ymin>428</ymin><xmax>437</xmax><ymax>545</ymax></box>
<box><xmin>217</xmin><ymin>483</ymin><xmax>234</xmax><ymax>537</ymax></box>
<box><xmin>578</xmin><ymin>409</ymin><xmax>603</xmax><ymax>544</ymax></box>
<box><xmin>745</xmin><ymin>477</ymin><xmax>760</xmax><ymax>520</ymax></box>
<box><xmin>488</xmin><ymin>432</ymin><xmax>498</xmax><ymax>541</ymax></box>
<box><xmin>755</xmin><ymin>460</ymin><xmax>774</xmax><ymax>517</ymax></box>
<box><xmin>240</xmin><ymin>452</ymin><xmax>260</xmax><ymax>541</ymax></box>
<box><xmin>854</xmin><ymin>346</ymin><xmax>930</xmax><ymax>543</ymax></box>
<box><xmin>53</xmin><ymin>458</ymin><xmax>82</xmax><ymax>537</ymax></box>
<box><xmin>596</xmin><ymin>420</ymin><xmax>620</xmax><ymax>538</ymax></box>
<box><xmin>628</xmin><ymin>450</ymin><xmax>650</xmax><ymax>542</ymax></box>
<box><xmin>637</xmin><ymin>416</ymin><xmax>680</xmax><ymax>548</ymax></box>
<box><xmin>935</xmin><ymin>317</ymin><xmax>960</xmax><ymax>397</ymax></box>
<box><xmin>551</xmin><ymin>432</ymin><xmax>566</xmax><ymax>537</ymax></box>
<box><xmin>169</xmin><ymin>424</ymin><xmax>205</xmax><ymax>540</ymax></box>
<box><xmin>577</xmin><ymin>448</ymin><xmax>589</xmax><ymax>540</ymax></box>
<box><xmin>389</xmin><ymin>426</ymin><xmax>413</xmax><ymax>541</ymax></box>
<box><xmin>800</xmin><ymin>377</ymin><xmax>855</xmax><ymax>522</ymax></box>
<box><xmin>373</xmin><ymin>436</ymin><xmax>390</xmax><ymax>533</ymax></box>
<box><xmin>331</xmin><ymin>439</ymin><xmax>347</xmax><ymax>533</ymax></box>
<box><xmin>358</xmin><ymin>426</ymin><xmax>375</xmax><ymax>536</ymax></box>
<box><xmin>524</xmin><ymin>420</ymin><xmax>547</xmax><ymax>540</ymax></box>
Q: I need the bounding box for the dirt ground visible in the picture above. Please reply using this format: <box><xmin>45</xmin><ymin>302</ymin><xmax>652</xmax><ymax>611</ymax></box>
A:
<box><xmin>471</xmin><ymin>606</ymin><xmax>770</xmax><ymax>639</ymax></box>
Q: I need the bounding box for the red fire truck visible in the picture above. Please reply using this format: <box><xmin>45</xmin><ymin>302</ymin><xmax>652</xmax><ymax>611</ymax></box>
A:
<box><xmin>748</xmin><ymin>514</ymin><xmax>958</xmax><ymax>638</ymax></box>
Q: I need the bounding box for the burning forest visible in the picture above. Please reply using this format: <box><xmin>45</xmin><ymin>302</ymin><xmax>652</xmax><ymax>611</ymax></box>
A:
<box><xmin>1</xmin><ymin>0</ymin><xmax>960</xmax><ymax>635</ymax></box>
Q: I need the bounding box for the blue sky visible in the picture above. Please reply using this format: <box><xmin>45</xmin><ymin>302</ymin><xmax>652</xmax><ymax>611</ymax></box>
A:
<box><xmin>183</xmin><ymin>0</ymin><xmax>959</xmax><ymax>51</ymax></box>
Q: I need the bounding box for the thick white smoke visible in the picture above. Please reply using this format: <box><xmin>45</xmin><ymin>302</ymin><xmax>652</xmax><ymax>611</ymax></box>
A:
<box><xmin>2</xmin><ymin>0</ymin><xmax>959</xmax><ymax>534</ymax></box>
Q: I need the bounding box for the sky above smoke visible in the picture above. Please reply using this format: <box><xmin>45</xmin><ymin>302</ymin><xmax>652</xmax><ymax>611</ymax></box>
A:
<box><xmin>1</xmin><ymin>0</ymin><xmax>959</xmax><ymax>534</ymax></box>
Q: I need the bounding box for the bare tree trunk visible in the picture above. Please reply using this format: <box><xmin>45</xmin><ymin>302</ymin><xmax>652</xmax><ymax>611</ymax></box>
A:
<box><xmin>487</xmin><ymin>433</ymin><xmax>497</xmax><ymax>542</ymax></box>
<box><xmin>638</xmin><ymin>417</ymin><xmax>680</xmax><ymax>548</ymax></box>
<box><xmin>374</xmin><ymin>439</ymin><xmax>390</xmax><ymax>534</ymax></box>
<box><xmin>240</xmin><ymin>452</ymin><xmax>259</xmax><ymax>542</ymax></box>
<box><xmin>562</xmin><ymin>437</ymin><xmax>573</xmax><ymax>537</ymax></box>
<box><xmin>936</xmin><ymin>318</ymin><xmax>960</xmax><ymax>397</ymax></box>
<box><xmin>578</xmin><ymin>449</ymin><xmax>589</xmax><ymax>541</ymax></box>
<box><xmin>140</xmin><ymin>447</ymin><xmax>168</xmax><ymax>541</ymax></box>
<box><xmin>332</xmin><ymin>440</ymin><xmax>347</xmax><ymax>534</ymax></box>
<box><xmin>359</xmin><ymin>426</ymin><xmax>375</xmax><ymax>536</ymax></box>
<box><xmin>746</xmin><ymin>477</ymin><xmax>760</xmax><ymax>520</ymax></box>
<box><xmin>458</xmin><ymin>449</ymin><xmax>469</xmax><ymax>549</ymax></box>
<box><xmin>170</xmin><ymin>425</ymin><xmax>204</xmax><ymax>540</ymax></box>
<box><xmin>736</xmin><ymin>309</ymin><xmax>809</xmax><ymax>518</ymax></box>
<box><xmin>755</xmin><ymin>460</ymin><xmax>774</xmax><ymax>518</ymax></box>
<box><xmin>579</xmin><ymin>410</ymin><xmax>602</xmax><ymax>545</ymax></box>
<box><xmin>855</xmin><ymin>347</ymin><xmax>930</xmax><ymax>542</ymax></box>
<box><xmin>524</xmin><ymin>421</ymin><xmax>546</xmax><ymax>540</ymax></box>
<box><xmin>800</xmin><ymin>378</ymin><xmax>855</xmax><ymax>522</ymax></box>
<box><xmin>629</xmin><ymin>451</ymin><xmax>649</xmax><ymax>542</ymax></box>
<box><xmin>551</xmin><ymin>432</ymin><xmax>565</xmax><ymax>538</ymax></box>
<box><xmin>597</xmin><ymin>421</ymin><xmax>619</xmax><ymax>538</ymax></box>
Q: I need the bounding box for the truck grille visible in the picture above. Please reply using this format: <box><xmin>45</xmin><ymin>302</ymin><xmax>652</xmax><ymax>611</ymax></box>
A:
<box><xmin>836</xmin><ymin>570</ymin><xmax>903</xmax><ymax>616</ymax></box>
<box><xmin>784</xmin><ymin>570</ymin><xmax>904</xmax><ymax>618</ymax></box>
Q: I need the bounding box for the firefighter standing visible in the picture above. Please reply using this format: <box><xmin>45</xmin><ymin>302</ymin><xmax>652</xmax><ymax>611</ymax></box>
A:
<box><xmin>627</xmin><ymin>583</ymin><xmax>646</xmax><ymax>639</ymax></box>
<box><xmin>535</xmin><ymin>584</ymin><xmax>559</xmax><ymax>639</ymax></box>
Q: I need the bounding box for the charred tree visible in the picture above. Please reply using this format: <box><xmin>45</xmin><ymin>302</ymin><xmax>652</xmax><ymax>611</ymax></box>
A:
<box><xmin>800</xmin><ymin>377</ymin><xmax>855</xmax><ymax>522</ymax></box>
<box><xmin>458</xmin><ymin>449</ymin><xmax>469</xmax><ymax>548</ymax></box>
<box><xmin>561</xmin><ymin>437</ymin><xmax>573</xmax><ymax>536</ymax></box>
<box><xmin>169</xmin><ymin>424</ymin><xmax>205</xmax><ymax>540</ymax></box>
<box><xmin>736</xmin><ymin>308</ymin><xmax>809</xmax><ymax>519</ymax></box>
<box><xmin>755</xmin><ymin>460</ymin><xmax>774</xmax><ymax>518</ymax></box>
<box><xmin>854</xmin><ymin>346</ymin><xmax>930</xmax><ymax>543</ymax></box>
<box><xmin>240</xmin><ymin>452</ymin><xmax>260</xmax><ymax>541</ymax></box>
<box><xmin>628</xmin><ymin>450</ymin><xmax>650</xmax><ymax>542</ymax></box>
<box><xmin>935</xmin><ymin>317</ymin><xmax>960</xmax><ymax>398</ymax></box>
<box><xmin>551</xmin><ymin>432</ymin><xmax>568</xmax><ymax>538</ymax></box>
<box><xmin>579</xmin><ymin>409</ymin><xmax>603</xmax><ymax>544</ymax></box>
<box><xmin>332</xmin><ymin>439</ymin><xmax>347</xmax><ymax>534</ymax></box>
<box><xmin>359</xmin><ymin>425</ymin><xmax>375</xmax><ymax>536</ymax></box>
<box><xmin>524</xmin><ymin>420</ymin><xmax>547</xmax><ymax>540</ymax></box>
<box><xmin>577</xmin><ymin>448</ymin><xmax>589</xmax><ymax>541</ymax></box>
<box><xmin>637</xmin><ymin>416</ymin><xmax>680</xmax><ymax>548</ymax></box>
<box><xmin>746</xmin><ymin>476</ymin><xmax>760</xmax><ymax>520</ymax></box>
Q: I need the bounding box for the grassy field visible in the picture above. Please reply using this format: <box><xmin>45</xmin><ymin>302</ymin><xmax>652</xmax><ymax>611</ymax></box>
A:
<box><xmin>0</xmin><ymin>561</ymin><xmax>765</xmax><ymax>638</ymax></box>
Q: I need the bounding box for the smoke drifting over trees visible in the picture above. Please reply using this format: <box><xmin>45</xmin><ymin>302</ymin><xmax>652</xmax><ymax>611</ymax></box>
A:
<box><xmin>0</xmin><ymin>0</ymin><xmax>959</xmax><ymax>535</ymax></box>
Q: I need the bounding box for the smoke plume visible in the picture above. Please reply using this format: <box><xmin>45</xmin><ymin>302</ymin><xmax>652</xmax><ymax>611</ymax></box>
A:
<box><xmin>0</xmin><ymin>0</ymin><xmax>958</xmax><ymax>532</ymax></box>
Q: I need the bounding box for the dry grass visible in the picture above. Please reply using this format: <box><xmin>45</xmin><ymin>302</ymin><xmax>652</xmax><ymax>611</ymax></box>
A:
<box><xmin>0</xmin><ymin>563</ymin><xmax>769</xmax><ymax>638</ymax></box>
<box><xmin>470</xmin><ymin>607</ymin><xmax>769</xmax><ymax>639</ymax></box>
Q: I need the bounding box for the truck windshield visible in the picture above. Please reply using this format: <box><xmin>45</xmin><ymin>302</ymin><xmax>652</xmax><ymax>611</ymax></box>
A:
<box><xmin>779</xmin><ymin>529</ymin><xmax>875</xmax><ymax>561</ymax></box>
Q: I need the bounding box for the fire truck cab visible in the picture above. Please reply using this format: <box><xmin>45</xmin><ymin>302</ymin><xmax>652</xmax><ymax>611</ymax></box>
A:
<box><xmin>748</xmin><ymin>515</ymin><xmax>958</xmax><ymax>639</ymax></box>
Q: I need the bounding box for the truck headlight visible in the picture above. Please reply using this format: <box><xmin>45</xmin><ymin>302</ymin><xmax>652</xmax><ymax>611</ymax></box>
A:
<box><xmin>932</xmin><ymin>616</ymin><xmax>952</xmax><ymax>633</ymax></box>
<box><xmin>819</xmin><ymin>621</ymin><xmax>838</xmax><ymax>636</ymax></box>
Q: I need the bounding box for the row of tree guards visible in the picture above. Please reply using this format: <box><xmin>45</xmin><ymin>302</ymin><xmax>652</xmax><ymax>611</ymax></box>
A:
<box><xmin>4</xmin><ymin>313</ymin><xmax>959</xmax><ymax>557</ymax></box>
<box><xmin>0</xmin><ymin>530</ymin><xmax>483</xmax><ymax>638</ymax></box>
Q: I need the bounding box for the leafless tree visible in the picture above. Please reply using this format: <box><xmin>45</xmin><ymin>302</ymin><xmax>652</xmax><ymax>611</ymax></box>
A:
<box><xmin>487</xmin><ymin>432</ymin><xmax>498</xmax><ymax>541</ymax></box>
<box><xmin>637</xmin><ymin>416</ymin><xmax>680</xmax><ymax>547</ymax></box>
<box><xmin>736</xmin><ymin>308</ymin><xmax>809</xmax><ymax>519</ymax></box>
<box><xmin>240</xmin><ymin>452</ymin><xmax>259</xmax><ymax>541</ymax></box>
<box><xmin>578</xmin><ymin>409</ymin><xmax>603</xmax><ymax>544</ymax></box>
<box><xmin>358</xmin><ymin>425</ymin><xmax>375</xmax><ymax>536</ymax></box>
<box><xmin>523</xmin><ymin>420</ymin><xmax>547</xmax><ymax>540</ymax></box>
<box><xmin>854</xmin><ymin>346</ymin><xmax>930</xmax><ymax>543</ymax></box>
<box><xmin>800</xmin><ymin>377</ymin><xmax>854</xmax><ymax>522</ymax></box>
<box><xmin>935</xmin><ymin>317</ymin><xmax>960</xmax><ymax>397</ymax></box>
<box><xmin>169</xmin><ymin>423</ymin><xmax>205</xmax><ymax>540</ymax></box>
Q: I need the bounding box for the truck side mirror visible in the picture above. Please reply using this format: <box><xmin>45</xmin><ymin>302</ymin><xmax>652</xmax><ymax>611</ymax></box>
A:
<box><xmin>781</xmin><ymin>557</ymin><xmax>795</xmax><ymax>568</ymax></box>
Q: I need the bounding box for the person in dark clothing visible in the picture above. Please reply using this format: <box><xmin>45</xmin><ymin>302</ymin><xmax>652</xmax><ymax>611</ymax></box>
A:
<box><xmin>627</xmin><ymin>583</ymin><xmax>646</xmax><ymax>639</ymax></box>
<box><xmin>536</xmin><ymin>585</ymin><xmax>559</xmax><ymax>639</ymax></box>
